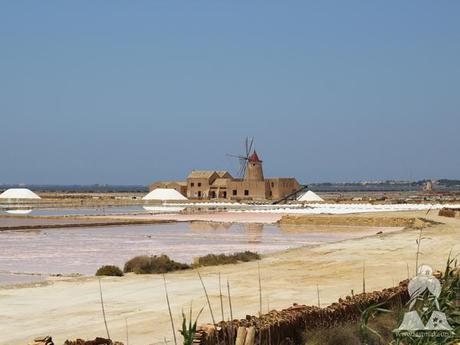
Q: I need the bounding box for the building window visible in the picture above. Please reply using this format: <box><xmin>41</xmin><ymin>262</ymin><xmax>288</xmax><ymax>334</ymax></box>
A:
<box><xmin>244</xmin><ymin>190</ymin><xmax>249</xmax><ymax>196</ymax></box>
<box><xmin>198</xmin><ymin>182</ymin><xmax>202</xmax><ymax>187</ymax></box>
<box><xmin>232</xmin><ymin>190</ymin><xmax>237</xmax><ymax>196</ymax></box>
<box><xmin>271</xmin><ymin>182</ymin><xmax>274</xmax><ymax>187</ymax></box>
<box><xmin>191</xmin><ymin>183</ymin><xmax>195</xmax><ymax>187</ymax></box>
<box><xmin>198</xmin><ymin>191</ymin><xmax>202</xmax><ymax>198</ymax></box>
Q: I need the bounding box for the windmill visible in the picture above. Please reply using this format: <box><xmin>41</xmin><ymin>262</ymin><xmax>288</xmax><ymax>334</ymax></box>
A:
<box><xmin>226</xmin><ymin>137</ymin><xmax>254</xmax><ymax>179</ymax></box>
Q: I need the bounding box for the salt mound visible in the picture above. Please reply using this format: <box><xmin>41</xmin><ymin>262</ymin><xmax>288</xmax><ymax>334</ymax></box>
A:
<box><xmin>297</xmin><ymin>190</ymin><xmax>324</xmax><ymax>202</ymax></box>
<box><xmin>0</xmin><ymin>188</ymin><xmax>41</xmax><ymax>199</ymax></box>
<box><xmin>143</xmin><ymin>188</ymin><xmax>188</xmax><ymax>201</ymax></box>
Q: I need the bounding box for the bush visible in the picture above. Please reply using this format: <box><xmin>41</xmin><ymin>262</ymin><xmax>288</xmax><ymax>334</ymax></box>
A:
<box><xmin>193</xmin><ymin>251</ymin><xmax>260</xmax><ymax>267</ymax></box>
<box><xmin>123</xmin><ymin>255</ymin><xmax>190</xmax><ymax>274</ymax></box>
<box><xmin>95</xmin><ymin>265</ymin><xmax>124</xmax><ymax>277</ymax></box>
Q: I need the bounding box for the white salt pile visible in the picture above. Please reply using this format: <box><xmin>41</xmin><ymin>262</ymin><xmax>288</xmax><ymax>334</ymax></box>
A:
<box><xmin>142</xmin><ymin>188</ymin><xmax>188</xmax><ymax>201</ymax></box>
<box><xmin>0</xmin><ymin>188</ymin><xmax>41</xmax><ymax>199</ymax></box>
<box><xmin>297</xmin><ymin>190</ymin><xmax>324</xmax><ymax>202</ymax></box>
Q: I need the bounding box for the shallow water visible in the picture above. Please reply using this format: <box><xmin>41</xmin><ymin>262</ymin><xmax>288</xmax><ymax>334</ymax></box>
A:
<box><xmin>0</xmin><ymin>273</ymin><xmax>46</xmax><ymax>285</ymax></box>
<box><xmin>0</xmin><ymin>222</ymin><xmax>377</xmax><ymax>285</ymax></box>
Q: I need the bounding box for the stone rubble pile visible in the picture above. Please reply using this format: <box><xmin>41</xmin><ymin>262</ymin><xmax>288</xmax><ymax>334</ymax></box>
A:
<box><xmin>30</xmin><ymin>337</ymin><xmax>123</xmax><ymax>345</ymax></box>
<box><xmin>30</xmin><ymin>336</ymin><xmax>54</xmax><ymax>345</ymax></box>
<box><xmin>63</xmin><ymin>338</ymin><xmax>123</xmax><ymax>345</ymax></box>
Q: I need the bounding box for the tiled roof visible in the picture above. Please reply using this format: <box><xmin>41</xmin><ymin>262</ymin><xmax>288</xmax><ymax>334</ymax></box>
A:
<box><xmin>248</xmin><ymin>151</ymin><xmax>262</xmax><ymax>163</ymax></box>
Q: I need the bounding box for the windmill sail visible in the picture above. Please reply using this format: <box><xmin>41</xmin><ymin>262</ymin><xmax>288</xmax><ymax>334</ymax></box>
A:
<box><xmin>227</xmin><ymin>137</ymin><xmax>255</xmax><ymax>178</ymax></box>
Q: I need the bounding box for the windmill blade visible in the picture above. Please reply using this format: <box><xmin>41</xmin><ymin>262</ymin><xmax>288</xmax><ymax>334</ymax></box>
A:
<box><xmin>238</xmin><ymin>158</ymin><xmax>246</xmax><ymax>178</ymax></box>
<box><xmin>227</xmin><ymin>138</ymin><xmax>254</xmax><ymax>178</ymax></box>
<box><xmin>226</xmin><ymin>153</ymin><xmax>247</xmax><ymax>160</ymax></box>
<box><xmin>247</xmin><ymin>137</ymin><xmax>254</xmax><ymax>157</ymax></box>
<box><xmin>241</xmin><ymin>161</ymin><xmax>248</xmax><ymax>178</ymax></box>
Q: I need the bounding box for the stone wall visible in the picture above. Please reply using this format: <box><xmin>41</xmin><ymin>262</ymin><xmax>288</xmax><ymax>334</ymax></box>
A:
<box><xmin>194</xmin><ymin>280</ymin><xmax>409</xmax><ymax>345</ymax></box>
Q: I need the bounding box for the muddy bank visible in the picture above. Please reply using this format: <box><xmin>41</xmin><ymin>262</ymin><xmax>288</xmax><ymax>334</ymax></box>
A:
<box><xmin>0</xmin><ymin>216</ymin><xmax>172</xmax><ymax>231</ymax></box>
<box><xmin>279</xmin><ymin>214</ymin><xmax>436</xmax><ymax>228</ymax></box>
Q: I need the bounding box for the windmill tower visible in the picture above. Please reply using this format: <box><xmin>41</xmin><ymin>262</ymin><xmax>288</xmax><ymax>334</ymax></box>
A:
<box><xmin>227</xmin><ymin>137</ymin><xmax>264</xmax><ymax>181</ymax></box>
<box><xmin>245</xmin><ymin>150</ymin><xmax>264</xmax><ymax>181</ymax></box>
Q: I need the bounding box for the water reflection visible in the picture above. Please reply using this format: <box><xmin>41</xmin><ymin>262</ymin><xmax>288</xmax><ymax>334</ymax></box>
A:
<box><xmin>245</xmin><ymin>223</ymin><xmax>263</xmax><ymax>244</ymax></box>
<box><xmin>143</xmin><ymin>205</ymin><xmax>186</xmax><ymax>213</ymax></box>
<box><xmin>188</xmin><ymin>223</ymin><xmax>263</xmax><ymax>244</ymax></box>
<box><xmin>188</xmin><ymin>222</ymin><xmax>232</xmax><ymax>232</ymax></box>
<box><xmin>5</xmin><ymin>209</ymin><xmax>33</xmax><ymax>215</ymax></box>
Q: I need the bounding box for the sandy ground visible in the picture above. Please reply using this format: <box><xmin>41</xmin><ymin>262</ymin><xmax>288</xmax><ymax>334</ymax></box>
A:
<box><xmin>1</xmin><ymin>211</ymin><xmax>459</xmax><ymax>345</ymax></box>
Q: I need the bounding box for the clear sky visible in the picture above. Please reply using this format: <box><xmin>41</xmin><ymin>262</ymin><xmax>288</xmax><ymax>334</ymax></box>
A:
<box><xmin>1</xmin><ymin>1</ymin><xmax>459</xmax><ymax>185</ymax></box>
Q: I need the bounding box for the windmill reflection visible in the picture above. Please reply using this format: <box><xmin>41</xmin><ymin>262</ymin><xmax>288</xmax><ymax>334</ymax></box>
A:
<box><xmin>188</xmin><ymin>221</ymin><xmax>232</xmax><ymax>232</ymax></box>
<box><xmin>244</xmin><ymin>223</ymin><xmax>263</xmax><ymax>244</ymax></box>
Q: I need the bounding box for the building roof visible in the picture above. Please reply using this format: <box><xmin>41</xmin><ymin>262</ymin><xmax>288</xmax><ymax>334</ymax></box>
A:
<box><xmin>143</xmin><ymin>188</ymin><xmax>188</xmax><ymax>201</ymax></box>
<box><xmin>0</xmin><ymin>188</ymin><xmax>41</xmax><ymax>200</ymax></box>
<box><xmin>188</xmin><ymin>171</ymin><xmax>218</xmax><ymax>179</ymax></box>
<box><xmin>216</xmin><ymin>171</ymin><xmax>232</xmax><ymax>178</ymax></box>
<box><xmin>248</xmin><ymin>151</ymin><xmax>262</xmax><ymax>163</ymax></box>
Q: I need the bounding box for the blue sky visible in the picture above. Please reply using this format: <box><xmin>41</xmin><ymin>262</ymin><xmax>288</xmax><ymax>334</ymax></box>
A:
<box><xmin>1</xmin><ymin>1</ymin><xmax>459</xmax><ymax>185</ymax></box>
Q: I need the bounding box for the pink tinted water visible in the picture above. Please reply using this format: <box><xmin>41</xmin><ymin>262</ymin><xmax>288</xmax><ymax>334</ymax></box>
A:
<box><xmin>0</xmin><ymin>222</ymin><xmax>375</xmax><ymax>284</ymax></box>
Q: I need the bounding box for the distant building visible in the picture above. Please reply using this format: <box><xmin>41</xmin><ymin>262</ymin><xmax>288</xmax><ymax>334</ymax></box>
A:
<box><xmin>149</xmin><ymin>151</ymin><xmax>300</xmax><ymax>201</ymax></box>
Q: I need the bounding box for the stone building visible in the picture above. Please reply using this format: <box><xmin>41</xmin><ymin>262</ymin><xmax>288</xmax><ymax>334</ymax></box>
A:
<box><xmin>149</xmin><ymin>151</ymin><xmax>300</xmax><ymax>201</ymax></box>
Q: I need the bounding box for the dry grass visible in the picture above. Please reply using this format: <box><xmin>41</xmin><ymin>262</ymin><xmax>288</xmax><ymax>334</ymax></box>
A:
<box><xmin>303</xmin><ymin>312</ymin><xmax>398</xmax><ymax>345</ymax></box>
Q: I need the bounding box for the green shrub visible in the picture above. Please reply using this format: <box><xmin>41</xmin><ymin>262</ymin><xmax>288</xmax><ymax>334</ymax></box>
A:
<box><xmin>123</xmin><ymin>255</ymin><xmax>190</xmax><ymax>274</ymax></box>
<box><xmin>193</xmin><ymin>251</ymin><xmax>260</xmax><ymax>267</ymax></box>
<box><xmin>95</xmin><ymin>265</ymin><xmax>124</xmax><ymax>277</ymax></box>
